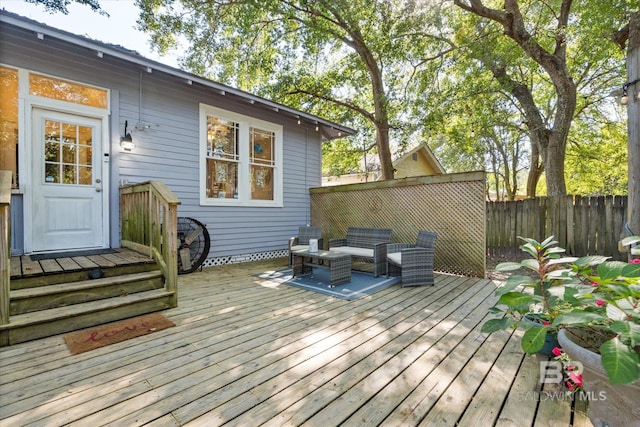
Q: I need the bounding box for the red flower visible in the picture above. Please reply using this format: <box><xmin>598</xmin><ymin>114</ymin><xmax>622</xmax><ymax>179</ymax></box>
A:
<box><xmin>569</xmin><ymin>371</ymin><xmax>583</xmax><ymax>387</ymax></box>
<box><xmin>542</xmin><ymin>320</ymin><xmax>550</xmax><ymax>326</ymax></box>
<box><xmin>596</xmin><ymin>299</ymin><xmax>606</xmax><ymax>307</ymax></box>
<box><xmin>552</xmin><ymin>347</ymin><xmax>562</xmax><ymax>357</ymax></box>
<box><xmin>631</xmin><ymin>258</ymin><xmax>640</xmax><ymax>264</ymax></box>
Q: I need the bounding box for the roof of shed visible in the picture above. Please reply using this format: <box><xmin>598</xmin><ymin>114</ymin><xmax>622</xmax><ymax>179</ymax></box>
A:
<box><xmin>0</xmin><ymin>10</ymin><xmax>356</xmax><ymax>141</ymax></box>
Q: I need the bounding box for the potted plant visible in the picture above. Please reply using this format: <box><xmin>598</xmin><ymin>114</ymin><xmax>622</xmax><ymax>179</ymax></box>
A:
<box><xmin>482</xmin><ymin>236</ymin><xmax>573</xmax><ymax>356</ymax></box>
<box><xmin>482</xmin><ymin>236</ymin><xmax>640</xmax><ymax>427</ymax></box>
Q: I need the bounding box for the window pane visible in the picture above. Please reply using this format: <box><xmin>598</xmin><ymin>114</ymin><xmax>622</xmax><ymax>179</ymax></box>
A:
<box><xmin>78</xmin><ymin>146</ymin><xmax>92</xmax><ymax>166</ymax></box>
<box><xmin>45</xmin><ymin>142</ymin><xmax>60</xmax><ymax>162</ymax></box>
<box><xmin>62</xmin><ymin>143</ymin><xmax>76</xmax><ymax>163</ymax></box>
<box><xmin>251</xmin><ymin>165</ymin><xmax>274</xmax><ymax>200</ymax></box>
<box><xmin>206</xmin><ymin>158</ymin><xmax>238</xmax><ymax>199</ymax></box>
<box><xmin>62</xmin><ymin>164</ymin><xmax>77</xmax><ymax>184</ymax></box>
<box><xmin>45</xmin><ymin>163</ymin><xmax>60</xmax><ymax>183</ymax></box>
<box><xmin>78</xmin><ymin>166</ymin><xmax>92</xmax><ymax>185</ymax></box>
<box><xmin>0</xmin><ymin>67</ymin><xmax>19</xmax><ymax>188</ymax></box>
<box><xmin>43</xmin><ymin>120</ymin><xmax>92</xmax><ymax>186</ymax></box>
<box><xmin>250</xmin><ymin>127</ymin><xmax>274</xmax><ymax>165</ymax></box>
<box><xmin>29</xmin><ymin>73</ymin><xmax>108</xmax><ymax>109</ymax></box>
<box><xmin>207</xmin><ymin>116</ymin><xmax>238</xmax><ymax>160</ymax></box>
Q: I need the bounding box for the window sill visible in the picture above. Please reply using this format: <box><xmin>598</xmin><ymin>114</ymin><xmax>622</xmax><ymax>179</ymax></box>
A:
<box><xmin>200</xmin><ymin>198</ymin><xmax>283</xmax><ymax>208</ymax></box>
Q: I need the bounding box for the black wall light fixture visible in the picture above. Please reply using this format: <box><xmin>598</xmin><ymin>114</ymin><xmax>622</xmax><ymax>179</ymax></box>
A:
<box><xmin>120</xmin><ymin>120</ymin><xmax>135</xmax><ymax>151</ymax></box>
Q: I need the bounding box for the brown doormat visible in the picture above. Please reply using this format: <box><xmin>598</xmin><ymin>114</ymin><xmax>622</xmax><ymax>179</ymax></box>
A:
<box><xmin>64</xmin><ymin>313</ymin><xmax>175</xmax><ymax>354</ymax></box>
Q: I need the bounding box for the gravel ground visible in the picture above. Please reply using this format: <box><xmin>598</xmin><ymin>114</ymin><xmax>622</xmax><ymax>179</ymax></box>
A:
<box><xmin>485</xmin><ymin>254</ymin><xmax>538</xmax><ymax>282</ymax></box>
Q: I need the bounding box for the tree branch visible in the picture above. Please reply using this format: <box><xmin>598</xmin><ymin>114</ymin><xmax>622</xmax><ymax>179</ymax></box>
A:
<box><xmin>287</xmin><ymin>88</ymin><xmax>375</xmax><ymax>122</ymax></box>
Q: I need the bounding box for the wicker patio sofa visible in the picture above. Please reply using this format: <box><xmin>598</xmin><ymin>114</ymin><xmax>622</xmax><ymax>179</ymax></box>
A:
<box><xmin>328</xmin><ymin>227</ymin><xmax>392</xmax><ymax>277</ymax></box>
<box><xmin>386</xmin><ymin>230</ymin><xmax>437</xmax><ymax>287</ymax></box>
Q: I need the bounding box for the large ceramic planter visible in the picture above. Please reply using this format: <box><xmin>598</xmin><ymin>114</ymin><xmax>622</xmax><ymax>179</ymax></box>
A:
<box><xmin>558</xmin><ymin>329</ymin><xmax>640</xmax><ymax>427</ymax></box>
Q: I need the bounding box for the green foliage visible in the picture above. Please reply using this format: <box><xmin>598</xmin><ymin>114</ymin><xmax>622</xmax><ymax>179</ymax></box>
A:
<box><xmin>444</xmin><ymin>0</ymin><xmax>630</xmax><ymax>197</ymax></box>
<box><xmin>26</xmin><ymin>0</ymin><xmax>106</xmax><ymax>15</ymax></box>
<box><xmin>485</xmin><ymin>235</ymin><xmax>640</xmax><ymax>384</ymax></box>
<box><xmin>131</xmin><ymin>0</ymin><xmax>632</xmax><ymax>193</ymax></box>
<box><xmin>321</xmin><ymin>138</ymin><xmax>363</xmax><ymax>177</ymax></box>
<box><xmin>565</xmin><ymin>120</ymin><xmax>628</xmax><ymax>195</ymax></box>
<box><xmin>135</xmin><ymin>0</ymin><xmax>457</xmax><ymax>178</ymax></box>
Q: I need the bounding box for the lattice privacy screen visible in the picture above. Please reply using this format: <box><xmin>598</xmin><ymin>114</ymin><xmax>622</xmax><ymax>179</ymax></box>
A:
<box><xmin>311</xmin><ymin>171</ymin><xmax>486</xmax><ymax>277</ymax></box>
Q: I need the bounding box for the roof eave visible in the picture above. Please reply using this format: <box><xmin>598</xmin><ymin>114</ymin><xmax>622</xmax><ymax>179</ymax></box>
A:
<box><xmin>0</xmin><ymin>11</ymin><xmax>356</xmax><ymax>141</ymax></box>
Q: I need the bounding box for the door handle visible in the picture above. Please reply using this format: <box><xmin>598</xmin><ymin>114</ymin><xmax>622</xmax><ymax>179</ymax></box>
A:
<box><xmin>96</xmin><ymin>188</ymin><xmax>102</xmax><ymax>192</ymax></box>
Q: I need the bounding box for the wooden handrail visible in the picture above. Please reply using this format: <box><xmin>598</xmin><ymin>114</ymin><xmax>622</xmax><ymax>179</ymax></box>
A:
<box><xmin>0</xmin><ymin>170</ymin><xmax>12</xmax><ymax>332</ymax></box>
<box><xmin>120</xmin><ymin>181</ymin><xmax>181</xmax><ymax>307</ymax></box>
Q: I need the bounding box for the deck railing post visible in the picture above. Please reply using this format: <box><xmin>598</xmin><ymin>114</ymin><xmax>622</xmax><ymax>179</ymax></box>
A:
<box><xmin>0</xmin><ymin>171</ymin><xmax>12</xmax><ymax>336</ymax></box>
<box><xmin>120</xmin><ymin>181</ymin><xmax>180</xmax><ymax>307</ymax></box>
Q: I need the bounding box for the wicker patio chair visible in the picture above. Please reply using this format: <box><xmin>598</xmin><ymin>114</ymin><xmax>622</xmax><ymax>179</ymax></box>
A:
<box><xmin>288</xmin><ymin>226</ymin><xmax>323</xmax><ymax>266</ymax></box>
<box><xmin>386</xmin><ymin>230</ymin><xmax>437</xmax><ymax>287</ymax></box>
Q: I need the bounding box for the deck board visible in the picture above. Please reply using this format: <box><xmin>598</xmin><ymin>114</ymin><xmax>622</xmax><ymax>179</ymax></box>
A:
<box><xmin>0</xmin><ymin>259</ymin><xmax>593</xmax><ymax>427</ymax></box>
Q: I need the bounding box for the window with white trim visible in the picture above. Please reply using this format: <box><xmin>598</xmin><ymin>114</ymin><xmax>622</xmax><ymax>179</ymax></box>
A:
<box><xmin>200</xmin><ymin>104</ymin><xmax>283</xmax><ymax>206</ymax></box>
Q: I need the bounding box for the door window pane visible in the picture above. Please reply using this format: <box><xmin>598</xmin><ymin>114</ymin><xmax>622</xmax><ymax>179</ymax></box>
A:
<box><xmin>62</xmin><ymin>165</ymin><xmax>77</xmax><ymax>184</ymax></box>
<box><xmin>43</xmin><ymin>120</ymin><xmax>93</xmax><ymax>186</ymax></box>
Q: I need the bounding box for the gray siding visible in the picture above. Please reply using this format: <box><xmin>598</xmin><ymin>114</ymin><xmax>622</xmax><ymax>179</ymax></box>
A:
<box><xmin>1</xmin><ymin>21</ymin><xmax>323</xmax><ymax>258</ymax></box>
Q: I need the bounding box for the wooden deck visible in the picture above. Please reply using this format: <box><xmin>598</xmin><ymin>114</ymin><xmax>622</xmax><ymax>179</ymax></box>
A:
<box><xmin>0</xmin><ymin>259</ymin><xmax>593</xmax><ymax>426</ymax></box>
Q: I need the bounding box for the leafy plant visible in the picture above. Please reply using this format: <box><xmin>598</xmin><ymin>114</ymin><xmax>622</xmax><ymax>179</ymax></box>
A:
<box><xmin>483</xmin><ymin>236</ymin><xmax>640</xmax><ymax>384</ymax></box>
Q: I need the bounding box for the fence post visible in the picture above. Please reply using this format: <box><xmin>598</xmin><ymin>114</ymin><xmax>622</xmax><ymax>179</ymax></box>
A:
<box><xmin>566</xmin><ymin>195</ymin><xmax>575</xmax><ymax>255</ymax></box>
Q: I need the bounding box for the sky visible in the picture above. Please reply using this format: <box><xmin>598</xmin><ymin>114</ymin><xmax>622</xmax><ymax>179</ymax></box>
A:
<box><xmin>1</xmin><ymin>0</ymin><xmax>181</xmax><ymax>68</ymax></box>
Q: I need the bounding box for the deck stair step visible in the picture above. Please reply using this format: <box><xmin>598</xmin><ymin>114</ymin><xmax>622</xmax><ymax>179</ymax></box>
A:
<box><xmin>10</xmin><ymin>259</ymin><xmax>159</xmax><ymax>290</ymax></box>
<box><xmin>9</xmin><ymin>271</ymin><xmax>164</xmax><ymax>315</ymax></box>
<box><xmin>0</xmin><ymin>288</ymin><xmax>175</xmax><ymax>345</ymax></box>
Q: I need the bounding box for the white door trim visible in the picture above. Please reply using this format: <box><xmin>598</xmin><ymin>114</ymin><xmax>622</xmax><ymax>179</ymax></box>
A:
<box><xmin>24</xmin><ymin>101</ymin><xmax>110</xmax><ymax>253</ymax></box>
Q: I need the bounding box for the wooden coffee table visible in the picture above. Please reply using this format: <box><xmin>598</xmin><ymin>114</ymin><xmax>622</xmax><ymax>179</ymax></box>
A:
<box><xmin>291</xmin><ymin>249</ymin><xmax>351</xmax><ymax>287</ymax></box>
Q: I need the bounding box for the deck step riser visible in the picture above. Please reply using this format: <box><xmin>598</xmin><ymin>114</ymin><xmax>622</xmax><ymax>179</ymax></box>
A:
<box><xmin>1</xmin><ymin>294</ymin><xmax>174</xmax><ymax>345</ymax></box>
<box><xmin>10</xmin><ymin>263</ymin><xmax>160</xmax><ymax>290</ymax></box>
<box><xmin>10</xmin><ymin>276</ymin><xmax>164</xmax><ymax>315</ymax></box>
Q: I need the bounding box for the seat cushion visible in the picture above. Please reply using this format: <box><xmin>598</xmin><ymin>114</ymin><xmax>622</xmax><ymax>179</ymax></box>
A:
<box><xmin>387</xmin><ymin>252</ymin><xmax>402</xmax><ymax>266</ymax></box>
<box><xmin>329</xmin><ymin>246</ymin><xmax>374</xmax><ymax>258</ymax></box>
<box><xmin>290</xmin><ymin>244</ymin><xmax>309</xmax><ymax>251</ymax></box>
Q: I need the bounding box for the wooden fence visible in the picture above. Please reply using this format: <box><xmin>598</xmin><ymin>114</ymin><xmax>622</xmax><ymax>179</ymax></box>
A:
<box><xmin>487</xmin><ymin>195</ymin><xmax>628</xmax><ymax>260</ymax></box>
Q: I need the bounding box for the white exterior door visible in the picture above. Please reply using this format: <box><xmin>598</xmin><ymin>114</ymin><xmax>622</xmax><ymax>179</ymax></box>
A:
<box><xmin>31</xmin><ymin>109</ymin><xmax>106</xmax><ymax>252</ymax></box>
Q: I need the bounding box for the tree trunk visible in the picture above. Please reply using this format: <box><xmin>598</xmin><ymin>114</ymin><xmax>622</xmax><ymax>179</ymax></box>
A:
<box><xmin>454</xmin><ymin>0</ymin><xmax>576</xmax><ymax>196</ymax></box>
<box><xmin>542</xmin><ymin>134</ymin><xmax>568</xmax><ymax>196</ymax></box>
<box><xmin>375</xmin><ymin>119</ymin><xmax>395</xmax><ymax>180</ymax></box>
<box><xmin>525</xmin><ymin>131</ymin><xmax>543</xmax><ymax>197</ymax></box>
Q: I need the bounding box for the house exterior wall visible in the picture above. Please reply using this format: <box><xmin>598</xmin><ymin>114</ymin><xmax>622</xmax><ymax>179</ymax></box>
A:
<box><xmin>1</xmin><ymin>21</ymin><xmax>321</xmax><ymax>262</ymax></box>
<box><xmin>394</xmin><ymin>150</ymin><xmax>440</xmax><ymax>179</ymax></box>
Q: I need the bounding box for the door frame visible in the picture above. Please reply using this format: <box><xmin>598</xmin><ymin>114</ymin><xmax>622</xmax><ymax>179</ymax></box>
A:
<box><xmin>24</xmin><ymin>98</ymin><xmax>110</xmax><ymax>254</ymax></box>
